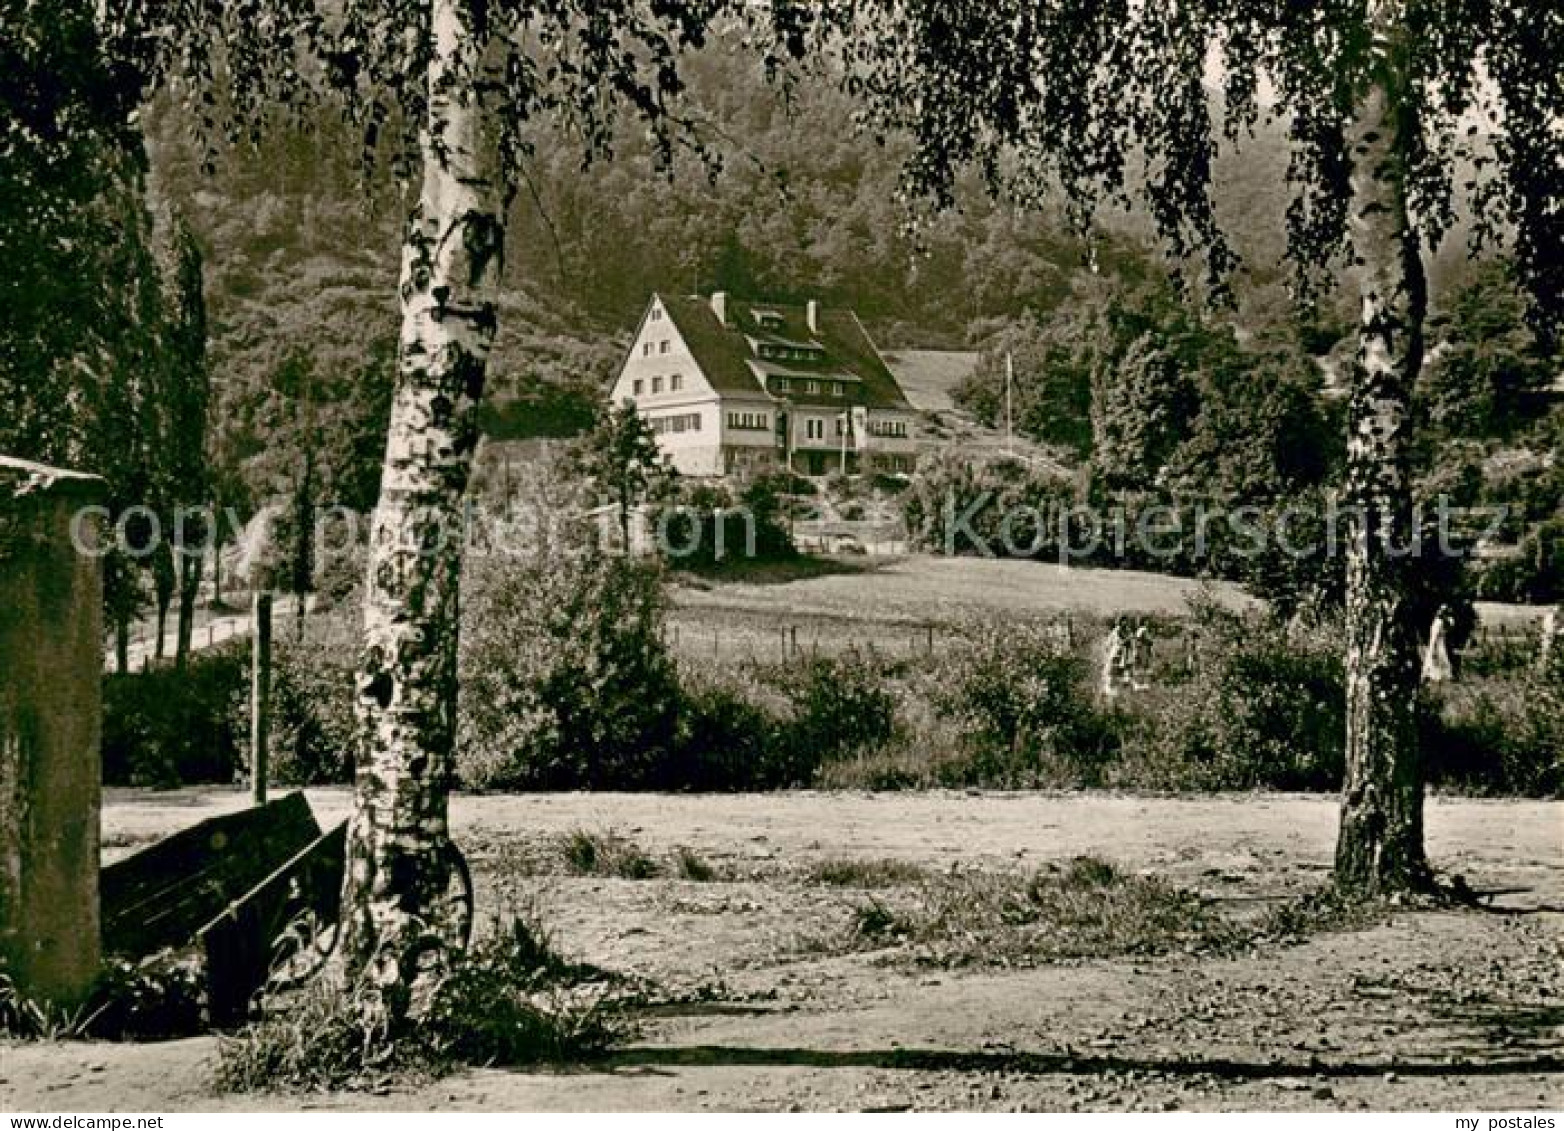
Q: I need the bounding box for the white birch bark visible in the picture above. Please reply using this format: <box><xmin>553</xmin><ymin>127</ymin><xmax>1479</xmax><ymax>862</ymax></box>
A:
<box><xmin>341</xmin><ymin>0</ymin><xmax>504</xmax><ymax>990</ymax></box>
<box><xmin>1333</xmin><ymin>17</ymin><xmax>1433</xmax><ymax>894</ymax></box>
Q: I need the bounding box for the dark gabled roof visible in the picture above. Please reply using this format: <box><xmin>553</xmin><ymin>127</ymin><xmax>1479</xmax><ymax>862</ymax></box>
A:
<box><xmin>657</xmin><ymin>293</ymin><xmax>914</xmax><ymax>411</ymax></box>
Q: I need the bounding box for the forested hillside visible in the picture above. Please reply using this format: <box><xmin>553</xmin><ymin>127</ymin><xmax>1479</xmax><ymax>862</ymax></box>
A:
<box><xmin>142</xmin><ymin>35</ymin><xmax>1545</xmax><ymax>542</ymax></box>
<box><xmin>140</xmin><ymin>43</ymin><xmax>1286</xmax><ymax>447</ymax></box>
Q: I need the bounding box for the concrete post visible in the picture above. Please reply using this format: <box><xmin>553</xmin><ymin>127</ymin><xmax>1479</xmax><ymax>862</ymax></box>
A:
<box><xmin>0</xmin><ymin>457</ymin><xmax>105</xmax><ymax>1008</ymax></box>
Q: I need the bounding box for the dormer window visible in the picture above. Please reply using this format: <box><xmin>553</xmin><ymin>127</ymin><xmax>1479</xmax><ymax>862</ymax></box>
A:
<box><xmin>772</xmin><ymin>377</ymin><xmax>790</xmax><ymax>394</ymax></box>
<box><xmin>752</xmin><ymin>309</ymin><xmax>784</xmax><ymax>330</ymax></box>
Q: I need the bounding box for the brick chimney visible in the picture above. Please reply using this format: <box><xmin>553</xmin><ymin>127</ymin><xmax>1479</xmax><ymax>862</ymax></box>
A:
<box><xmin>710</xmin><ymin>291</ymin><xmax>728</xmax><ymax>326</ymax></box>
<box><xmin>806</xmin><ymin>299</ymin><xmax>819</xmax><ymax>335</ymax></box>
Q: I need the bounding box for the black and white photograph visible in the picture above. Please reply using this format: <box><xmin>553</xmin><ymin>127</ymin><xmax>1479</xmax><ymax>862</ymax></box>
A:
<box><xmin>1</xmin><ymin>0</ymin><xmax>1561</xmax><ymax>1118</ymax></box>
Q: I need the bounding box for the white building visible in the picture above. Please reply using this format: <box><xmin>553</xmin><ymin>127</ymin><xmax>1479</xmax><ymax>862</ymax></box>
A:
<box><xmin>607</xmin><ymin>292</ymin><xmax>919</xmax><ymax>478</ymax></box>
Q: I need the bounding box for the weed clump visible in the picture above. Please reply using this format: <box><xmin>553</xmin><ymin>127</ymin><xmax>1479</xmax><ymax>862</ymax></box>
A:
<box><xmin>827</xmin><ymin>855</ymin><xmax>1245</xmax><ymax>967</ymax></box>
<box><xmin>560</xmin><ymin>829</ymin><xmax>661</xmax><ymax>879</ymax></box>
<box><xmin>214</xmin><ymin>911</ymin><xmax>625</xmax><ymax>1093</ymax></box>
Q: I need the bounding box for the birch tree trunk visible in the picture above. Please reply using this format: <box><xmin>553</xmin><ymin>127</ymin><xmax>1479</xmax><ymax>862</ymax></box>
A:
<box><xmin>341</xmin><ymin>0</ymin><xmax>504</xmax><ymax>991</ymax></box>
<box><xmin>1333</xmin><ymin>31</ymin><xmax>1433</xmax><ymax>895</ymax></box>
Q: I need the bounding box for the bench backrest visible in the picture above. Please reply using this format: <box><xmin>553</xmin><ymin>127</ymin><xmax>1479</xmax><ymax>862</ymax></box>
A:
<box><xmin>100</xmin><ymin>791</ymin><xmax>321</xmax><ymax>958</ymax></box>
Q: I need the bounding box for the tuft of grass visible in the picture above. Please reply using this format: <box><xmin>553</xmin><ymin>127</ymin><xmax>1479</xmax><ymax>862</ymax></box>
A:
<box><xmin>672</xmin><ymin>846</ymin><xmax>718</xmax><ymax>882</ymax></box>
<box><xmin>560</xmin><ymin>829</ymin><xmax>661</xmax><ymax>880</ymax></box>
<box><xmin>807</xmin><ymin>857</ymin><xmax>929</xmax><ymax>889</ymax></box>
<box><xmin>824</xmin><ymin>855</ymin><xmax>1246</xmax><ymax>968</ymax></box>
<box><xmin>215</xmin><ymin>910</ymin><xmax>626</xmax><ymax>1093</ymax></box>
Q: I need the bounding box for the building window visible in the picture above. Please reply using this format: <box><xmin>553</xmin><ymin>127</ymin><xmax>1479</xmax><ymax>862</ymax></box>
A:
<box><xmin>651</xmin><ymin>412</ymin><xmax>701</xmax><ymax>435</ymax></box>
<box><xmin>805</xmin><ymin>418</ymin><xmax>824</xmax><ymax>441</ymax></box>
<box><xmin>670</xmin><ymin>374</ymin><xmax>683</xmax><ymax>392</ymax></box>
<box><xmin>659</xmin><ymin>340</ymin><xmax>670</xmax><ymax>355</ymax></box>
<box><xmin>652</xmin><ymin>376</ymin><xmax>664</xmax><ymax>394</ymax></box>
<box><xmin>870</xmin><ymin>418</ymin><xmax>910</xmax><ymax>439</ymax></box>
<box><xmin>831</xmin><ymin>382</ymin><xmax>844</xmax><ymax>397</ymax></box>
<box><xmin>650</xmin><ymin>307</ymin><xmax>662</xmax><ymax>322</ymax></box>
<box><xmin>727</xmin><ymin>411</ymin><xmax>769</xmax><ymax>431</ymax></box>
<box><xmin>632</xmin><ymin>379</ymin><xmax>644</xmax><ymax>396</ymax></box>
<box><xmin>642</xmin><ymin>342</ymin><xmax>653</xmax><ymax>357</ymax></box>
<box><xmin>772</xmin><ymin>377</ymin><xmax>790</xmax><ymax>394</ymax></box>
<box><xmin>803</xmin><ymin>380</ymin><xmax>818</xmax><ymax>395</ymax></box>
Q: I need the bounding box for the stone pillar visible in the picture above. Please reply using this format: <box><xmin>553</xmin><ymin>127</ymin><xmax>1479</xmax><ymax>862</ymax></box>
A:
<box><xmin>0</xmin><ymin>457</ymin><xmax>105</xmax><ymax>1007</ymax></box>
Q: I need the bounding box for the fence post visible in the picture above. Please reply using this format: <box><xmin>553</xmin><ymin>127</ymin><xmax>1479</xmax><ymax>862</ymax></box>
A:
<box><xmin>250</xmin><ymin>592</ymin><xmax>273</xmax><ymax>805</ymax></box>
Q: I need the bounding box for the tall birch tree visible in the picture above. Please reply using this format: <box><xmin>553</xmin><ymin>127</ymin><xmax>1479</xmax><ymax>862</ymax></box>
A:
<box><xmin>97</xmin><ymin>0</ymin><xmax>838</xmax><ymax>994</ymax></box>
<box><xmin>848</xmin><ymin>0</ymin><xmax>1561</xmax><ymax>894</ymax></box>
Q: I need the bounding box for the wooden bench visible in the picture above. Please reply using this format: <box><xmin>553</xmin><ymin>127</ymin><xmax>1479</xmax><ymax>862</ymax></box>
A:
<box><xmin>196</xmin><ymin>820</ymin><xmax>347</xmax><ymax>1025</ymax></box>
<box><xmin>100</xmin><ymin>792</ymin><xmax>348</xmax><ymax>1024</ymax></box>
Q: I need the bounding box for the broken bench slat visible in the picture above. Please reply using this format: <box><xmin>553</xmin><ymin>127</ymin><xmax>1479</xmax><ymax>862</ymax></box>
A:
<box><xmin>100</xmin><ymin>792</ymin><xmax>321</xmax><ymax>958</ymax></box>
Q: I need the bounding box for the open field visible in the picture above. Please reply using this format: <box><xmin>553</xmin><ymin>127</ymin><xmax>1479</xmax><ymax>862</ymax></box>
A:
<box><xmin>663</xmin><ymin>556</ymin><xmax>1251</xmax><ymax>661</ymax></box>
<box><xmin>665</xmin><ymin>554</ymin><xmax>1553</xmax><ymax>664</ymax></box>
<box><xmin>9</xmin><ymin>787</ymin><xmax>1561</xmax><ymax>1113</ymax></box>
<box><xmin>667</xmin><ymin>555</ymin><xmax>1252</xmax><ymax>661</ymax></box>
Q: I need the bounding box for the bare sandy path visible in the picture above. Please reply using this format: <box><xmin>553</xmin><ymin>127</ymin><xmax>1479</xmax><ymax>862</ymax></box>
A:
<box><xmin>101</xmin><ymin>787</ymin><xmax>1562</xmax><ymax>900</ymax></box>
<box><xmin>9</xmin><ymin>790</ymin><xmax>1560</xmax><ymax>1113</ymax></box>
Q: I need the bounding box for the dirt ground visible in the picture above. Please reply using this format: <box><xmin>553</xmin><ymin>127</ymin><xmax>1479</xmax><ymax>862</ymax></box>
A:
<box><xmin>6</xmin><ymin>789</ymin><xmax>1562</xmax><ymax>1112</ymax></box>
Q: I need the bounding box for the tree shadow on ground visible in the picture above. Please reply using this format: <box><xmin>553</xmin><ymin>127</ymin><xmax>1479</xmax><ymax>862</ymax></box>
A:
<box><xmin>600</xmin><ymin>1045</ymin><xmax>1563</xmax><ymax>1081</ymax></box>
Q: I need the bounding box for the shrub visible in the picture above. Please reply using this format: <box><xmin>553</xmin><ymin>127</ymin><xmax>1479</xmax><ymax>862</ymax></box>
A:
<box><xmin>673</xmin><ymin>846</ymin><xmax>718</xmax><ymax>882</ymax></box>
<box><xmin>103</xmin><ymin>641</ymin><xmax>248</xmax><ymax>786</ymax></box>
<box><xmin>1145</xmin><ymin>605</ymin><xmax>1345</xmax><ymax>790</ymax></box>
<box><xmin>457</xmin><ymin>551</ymin><xmax>680</xmax><ymax>790</ymax></box>
<box><xmin>1422</xmin><ymin>664</ymin><xmax>1563</xmax><ymax>796</ymax></box>
<box><xmin>1474</xmin><ymin>520</ymin><xmax>1564</xmax><ymax>604</ymax></box>
<box><xmin>671</xmin><ymin>666</ymin><xmax>789</xmax><ymax>790</ymax></box>
<box><xmin>928</xmin><ymin>622</ymin><xmax>1121</xmax><ymax>786</ymax></box>
<box><xmin>777</xmin><ymin>652</ymin><xmax>898</xmax><ymax>772</ymax></box>
<box><xmin>656</xmin><ymin>486</ymin><xmax>796</xmax><ymax>570</ymax></box>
